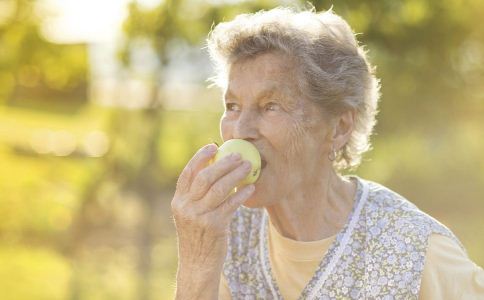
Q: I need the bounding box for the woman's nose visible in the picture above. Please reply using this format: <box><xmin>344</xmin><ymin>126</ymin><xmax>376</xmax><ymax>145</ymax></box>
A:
<box><xmin>233</xmin><ymin>110</ymin><xmax>259</xmax><ymax>140</ymax></box>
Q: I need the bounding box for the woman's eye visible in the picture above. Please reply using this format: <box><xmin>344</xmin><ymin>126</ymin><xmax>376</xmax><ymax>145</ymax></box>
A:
<box><xmin>265</xmin><ymin>102</ymin><xmax>280</xmax><ymax>112</ymax></box>
<box><xmin>225</xmin><ymin>103</ymin><xmax>239</xmax><ymax>111</ymax></box>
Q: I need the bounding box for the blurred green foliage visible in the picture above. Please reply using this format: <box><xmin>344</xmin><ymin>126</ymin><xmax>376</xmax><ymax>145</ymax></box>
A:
<box><xmin>0</xmin><ymin>0</ymin><xmax>483</xmax><ymax>299</ymax></box>
<box><xmin>0</xmin><ymin>0</ymin><xmax>87</xmax><ymax>111</ymax></box>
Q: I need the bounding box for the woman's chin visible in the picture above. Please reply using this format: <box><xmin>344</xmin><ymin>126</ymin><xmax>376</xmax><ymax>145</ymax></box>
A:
<box><xmin>241</xmin><ymin>172</ymin><xmax>272</xmax><ymax>208</ymax></box>
<box><xmin>242</xmin><ymin>197</ymin><xmax>262</xmax><ymax>208</ymax></box>
<box><xmin>241</xmin><ymin>187</ymin><xmax>268</xmax><ymax>208</ymax></box>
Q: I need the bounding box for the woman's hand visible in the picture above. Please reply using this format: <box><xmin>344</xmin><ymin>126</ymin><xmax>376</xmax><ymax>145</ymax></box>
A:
<box><xmin>171</xmin><ymin>144</ymin><xmax>255</xmax><ymax>299</ymax></box>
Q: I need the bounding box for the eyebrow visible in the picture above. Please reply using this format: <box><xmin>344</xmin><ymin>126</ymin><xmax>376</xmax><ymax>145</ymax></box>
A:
<box><xmin>224</xmin><ymin>86</ymin><xmax>286</xmax><ymax>103</ymax></box>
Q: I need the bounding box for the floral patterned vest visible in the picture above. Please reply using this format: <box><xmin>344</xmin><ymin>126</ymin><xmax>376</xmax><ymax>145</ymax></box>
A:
<box><xmin>223</xmin><ymin>176</ymin><xmax>465</xmax><ymax>299</ymax></box>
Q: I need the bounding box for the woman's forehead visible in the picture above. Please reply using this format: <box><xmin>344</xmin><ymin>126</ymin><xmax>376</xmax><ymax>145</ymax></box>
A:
<box><xmin>229</xmin><ymin>52</ymin><xmax>296</xmax><ymax>77</ymax></box>
<box><xmin>226</xmin><ymin>54</ymin><xmax>300</xmax><ymax>98</ymax></box>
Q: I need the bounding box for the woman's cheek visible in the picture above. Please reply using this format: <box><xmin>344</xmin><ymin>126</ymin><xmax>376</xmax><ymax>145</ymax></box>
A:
<box><xmin>219</xmin><ymin>116</ymin><xmax>232</xmax><ymax>141</ymax></box>
<box><xmin>272</xmin><ymin>117</ymin><xmax>307</xmax><ymax>161</ymax></box>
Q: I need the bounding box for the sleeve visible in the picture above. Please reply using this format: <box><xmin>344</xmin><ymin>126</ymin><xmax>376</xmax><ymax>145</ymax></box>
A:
<box><xmin>419</xmin><ymin>233</ymin><xmax>484</xmax><ymax>300</ymax></box>
<box><xmin>219</xmin><ymin>273</ymin><xmax>232</xmax><ymax>300</ymax></box>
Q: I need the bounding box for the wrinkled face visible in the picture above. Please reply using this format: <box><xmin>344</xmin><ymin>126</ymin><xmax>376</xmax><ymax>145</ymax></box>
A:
<box><xmin>220</xmin><ymin>52</ymin><xmax>334</xmax><ymax>207</ymax></box>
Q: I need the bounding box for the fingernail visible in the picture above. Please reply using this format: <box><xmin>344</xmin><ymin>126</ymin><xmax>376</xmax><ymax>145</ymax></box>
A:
<box><xmin>230</xmin><ymin>153</ymin><xmax>242</xmax><ymax>161</ymax></box>
<box><xmin>242</xmin><ymin>161</ymin><xmax>252</xmax><ymax>170</ymax></box>
<box><xmin>206</xmin><ymin>144</ymin><xmax>217</xmax><ymax>153</ymax></box>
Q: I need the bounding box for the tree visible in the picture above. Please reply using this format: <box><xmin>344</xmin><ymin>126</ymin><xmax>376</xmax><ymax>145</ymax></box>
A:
<box><xmin>0</xmin><ymin>0</ymin><xmax>88</xmax><ymax>111</ymax></box>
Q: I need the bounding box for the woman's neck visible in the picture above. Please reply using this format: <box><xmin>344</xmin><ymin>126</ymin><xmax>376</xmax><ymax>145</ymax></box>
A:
<box><xmin>265</xmin><ymin>171</ymin><xmax>357</xmax><ymax>242</ymax></box>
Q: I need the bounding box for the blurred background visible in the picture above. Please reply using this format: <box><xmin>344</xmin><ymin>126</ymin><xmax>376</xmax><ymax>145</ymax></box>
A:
<box><xmin>0</xmin><ymin>0</ymin><xmax>483</xmax><ymax>299</ymax></box>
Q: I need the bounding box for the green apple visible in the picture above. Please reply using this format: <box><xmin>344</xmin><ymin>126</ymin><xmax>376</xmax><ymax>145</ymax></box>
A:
<box><xmin>212</xmin><ymin>139</ymin><xmax>261</xmax><ymax>193</ymax></box>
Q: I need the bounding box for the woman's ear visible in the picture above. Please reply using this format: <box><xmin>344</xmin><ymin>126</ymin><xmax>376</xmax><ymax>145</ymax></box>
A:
<box><xmin>332</xmin><ymin>109</ymin><xmax>355</xmax><ymax>150</ymax></box>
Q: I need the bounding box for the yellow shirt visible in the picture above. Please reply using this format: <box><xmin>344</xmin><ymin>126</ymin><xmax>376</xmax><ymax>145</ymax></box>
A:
<box><xmin>219</xmin><ymin>219</ymin><xmax>484</xmax><ymax>299</ymax></box>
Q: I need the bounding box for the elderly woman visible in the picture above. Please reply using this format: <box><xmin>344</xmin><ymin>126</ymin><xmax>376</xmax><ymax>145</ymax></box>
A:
<box><xmin>171</xmin><ymin>7</ymin><xmax>484</xmax><ymax>300</ymax></box>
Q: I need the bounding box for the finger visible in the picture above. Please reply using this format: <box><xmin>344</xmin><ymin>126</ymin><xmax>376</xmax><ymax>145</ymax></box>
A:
<box><xmin>214</xmin><ymin>184</ymin><xmax>255</xmax><ymax>217</ymax></box>
<box><xmin>176</xmin><ymin>144</ymin><xmax>217</xmax><ymax>195</ymax></box>
<box><xmin>199</xmin><ymin>160</ymin><xmax>252</xmax><ymax>210</ymax></box>
<box><xmin>189</xmin><ymin>153</ymin><xmax>243</xmax><ymax>200</ymax></box>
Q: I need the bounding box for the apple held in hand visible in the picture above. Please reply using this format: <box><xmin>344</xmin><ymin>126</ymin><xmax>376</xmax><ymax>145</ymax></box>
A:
<box><xmin>213</xmin><ymin>139</ymin><xmax>261</xmax><ymax>192</ymax></box>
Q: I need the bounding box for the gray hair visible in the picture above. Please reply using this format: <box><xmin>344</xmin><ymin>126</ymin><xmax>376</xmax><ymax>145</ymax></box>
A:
<box><xmin>206</xmin><ymin>7</ymin><xmax>381</xmax><ymax>171</ymax></box>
